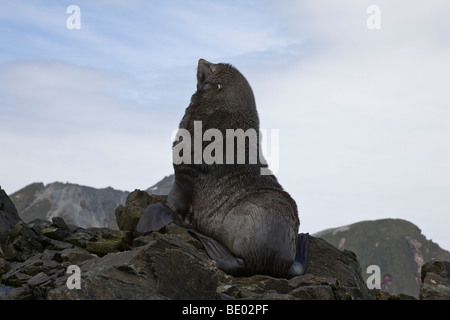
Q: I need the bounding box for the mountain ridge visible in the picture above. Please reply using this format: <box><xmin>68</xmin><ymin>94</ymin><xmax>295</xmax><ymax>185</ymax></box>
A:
<box><xmin>10</xmin><ymin>181</ymin><xmax>128</xmax><ymax>229</ymax></box>
<box><xmin>10</xmin><ymin>176</ymin><xmax>175</xmax><ymax>230</ymax></box>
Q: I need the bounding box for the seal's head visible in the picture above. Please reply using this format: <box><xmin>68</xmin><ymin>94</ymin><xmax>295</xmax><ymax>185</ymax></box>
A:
<box><xmin>195</xmin><ymin>59</ymin><xmax>255</xmax><ymax>109</ymax></box>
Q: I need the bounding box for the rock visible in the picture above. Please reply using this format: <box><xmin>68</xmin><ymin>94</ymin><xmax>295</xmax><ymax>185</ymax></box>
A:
<box><xmin>48</xmin><ymin>231</ymin><xmax>218</xmax><ymax>300</ymax></box>
<box><xmin>306</xmin><ymin>237</ymin><xmax>374</xmax><ymax>299</ymax></box>
<box><xmin>1</xmin><ymin>221</ymin><xmax>44</xmax><ymax>262</ymax></box>
<box><xmin>5</xmin><ymin>285</ymin><xmax>33</xmax><ymax>300</ymax></box>
<box><xmin>43</xmin><ymin>238</ymin><xmax>75</xmax><ymax>251</ymax></box>
<box><xmin>0</xmin><ymin>188</ymin><xmax>22</xmax><ymax>243</ymax></box>
<box><xmin>47</xmin><ymin>221</ymin><xmax>376</xmax><ymax>300</ymax></box>
<box><xmin>1</xmin><ymin>188</ymin><xmax>43</xmax><ymax>262</ymax></box>
<box><xmin>84</xmin><ymin>228</ymin><xmax>129</xmax><ymax>256</ymax></box>
<box><xmin>41</xmin><ymin>225</ymin><xmax>70</xmax><ymax>242</ymax></box>
<box><xmin>1</xmin><ymin>187</ymin><xmax>447</xmax><ymax>300</ymax></box>
<box><xmin>1</xmin><ymin>253</ymin><xmax>63</xmax><ymax>287</ymax></box>
<box><xmin>0</xmin><ymin>284</ymin><xmax>14</xmax><ymax>300</ymax></box>
<box><xmin>59</xmin><ymin>248</ymin><xmax>96</xmax><ymax>265</ymax></box>
<box><xmin>419</xmin><ymin>259</ymin><xmax>450</xmax><ymax>300</ymax></box>
<box><xmin>115</xmin><ymin>190</ymin><xmax>165</xmax><ymax>233</ymax></box>
<box><xmin>63</xmin><ymin>228</ymin><xmax>95</xmax><ymax>248</ymax></box>
<box><xmin>27</xmin><ymin>272</ymin><xmax>59</xmax><ymax>299</ymax></box>
<box><xmin>85</xmin><ymin>241</ymin><xmax>120</xmax><ymax>256</ymax></box>
<box><xmin>51</xmin><ymin>217</ymin><xmax>70</xmax><ymax>230</ymax></box>
<box><xmin>0</xmin><ymin>258</ymin><xmax>11</xmax><ymax>276</ymax></box>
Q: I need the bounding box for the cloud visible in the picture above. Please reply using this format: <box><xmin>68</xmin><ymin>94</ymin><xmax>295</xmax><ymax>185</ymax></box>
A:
<box><xmin>0</xmin><ymin>1</ymin><xmax>305</xmax><ymax>73</ymax></box>
<box><xmin>0</xmin><ymin>60</ymin><xmax>177</xmax><ymax>193</ymax></box>
<box><xmin>243</xmin><ymin>0</ymin><xmax>450</xmax><ymax>249</ymax></box>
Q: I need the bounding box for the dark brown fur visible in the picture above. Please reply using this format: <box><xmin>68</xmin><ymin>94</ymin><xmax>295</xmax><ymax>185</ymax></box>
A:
<box><xmin>173</xmin><ymin>59</ymin><xmax>299</xmax><ymax>277</ymax></box>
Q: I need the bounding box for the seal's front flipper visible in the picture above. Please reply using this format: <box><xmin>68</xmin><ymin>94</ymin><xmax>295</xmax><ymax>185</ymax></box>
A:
<box><xmin>288</xmin><ymin>233</ymin><xmax>310</xmax><ymax>277</ymax></box>
<box><xmin>136</xmin><ymin>202</ymin><xmax>176</xmax><ymax>233</ymax></box>
<box><xmin>136</xmin><ymin>178</ymin><xmax>193</xmax><ymax>233</ymax></box>
<box><xmin>189</xmin><ymin>229</ymin><xmax>247</xmax><ymax>276</ymax></box>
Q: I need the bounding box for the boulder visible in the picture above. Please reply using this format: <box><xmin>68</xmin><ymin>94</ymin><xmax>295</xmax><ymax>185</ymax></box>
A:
<box><xmin>115</xmin><ymin>190</ymin><xmax>165</xmax><ymax>233</ymax></box>
<box><xmin>48</xmin><ymin>228</ymin><xmax>218</xmax><ymax>300</ymax></box>
<box><xmin>0</xmin><ymin>188</ymin><xmax>22</xmax><ymax>241</ymax></box>
<box><xmin>419</xmin><ymin>259</ymin><xmax>450</xmax><ymax>300</ymax></box>
<box><xmin>0</xmin><ymin>187</ymin><xmax>43</xmax><ymax>261</ymax></box>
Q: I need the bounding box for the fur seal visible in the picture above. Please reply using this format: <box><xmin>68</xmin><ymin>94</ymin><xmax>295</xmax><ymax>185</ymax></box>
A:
<box><xmin>137</xmin><ymin>59</ymin><xmax>309</xmax><ymax>278</ymax></box>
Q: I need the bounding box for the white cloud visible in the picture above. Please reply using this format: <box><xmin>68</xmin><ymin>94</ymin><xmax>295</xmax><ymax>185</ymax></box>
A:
<box><xmin>0</xmin><ymin>60</ymin><xmax>177</xmax><ymax>193</ymax></box>
<box><xmin>245</xmin><ymin>0</ymin><xmax>450</xmax><ymax>250</ymax></box>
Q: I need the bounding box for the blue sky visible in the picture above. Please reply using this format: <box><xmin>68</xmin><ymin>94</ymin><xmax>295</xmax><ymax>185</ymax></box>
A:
<box><xmin>1</xmin><ymin>0</ymin><xmax>449</xmax><ymax>251</ymax></box>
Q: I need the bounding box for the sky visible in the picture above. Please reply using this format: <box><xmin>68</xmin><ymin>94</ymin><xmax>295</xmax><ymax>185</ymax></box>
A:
<box><xmin>0</xmin><ymin>1</ymin><xmax>449</xmax><ymax>251</ymax></box>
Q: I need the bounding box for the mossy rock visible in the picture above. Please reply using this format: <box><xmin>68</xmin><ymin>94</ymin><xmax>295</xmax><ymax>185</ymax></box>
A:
<box><xmin>84</xmin><ymin>229</ymin><xmax>129</xmax><ymax>256</ymax></box>
<box><xmin>115</xmin><ymin>190</ymin><xmax>166</xmax><ymax>232</ymax></box>
<box><xmin>85</xmin><ymin>240</ymin><xmax>121</xmax><ymax>257</ymax></box>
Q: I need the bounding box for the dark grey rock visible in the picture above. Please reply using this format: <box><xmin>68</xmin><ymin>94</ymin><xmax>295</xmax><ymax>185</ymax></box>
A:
<box><xmin>1</xmin><ymin>221</ymin><xmax>44</xmax><ymax>262</ymax></box>
<box><xmin>51</xmin><ymin>217</ymin><xmax>70</xmax><ymax>230</ymax></box>
<box><xmin>41</xmin><ymin>225</ymin><xmax>70</xmax><ymax>242</ymax></box>
<box><xmin>0</xmin><ymin>188</ymin><xmax>22</xmax><ymax>244</ymax></box>
<box><xmin>27</xmin><ymin>271</ymin><xmax>54</xmax><ymax>286</ymax></box>
<box><xmin>63</xmin><ymin>229</ymin><xmax>95</xmax><ymax>248</ymax></box>
<box><xmin>41</xmin><ymin>249</ymin><xmax>61</xmax><ymax>262</ymax></box>
<box><xmin>6</xmin><ymin>285</ymin><xmax>33</xmax><ymax>300</ymax></box>
<box><xmin>59</xmin><ymin>248</ymin><xmax>96</xmax><ymax>265</ymax></box>
<box><xmin>115</xmin><ymin>190</ymin><xmax>165</xmax><ymax>233</ymax></box>
<box><xmin>48</xmin><ymin>231</ymin><xmax>218</xmax><ymax>300</ymax></box>
<box><xmin>1</xmin><ymin>188</ymin><xmax>43</xmax><ymax>262</ymax></box>
<box><xmin>420</xmin><ymin>259</ymin><xmax>450</xmax><ymax>300</ymax></box>
<box><xmin>0</xmin><ymin>284</ymin><xmax>14</xmax><ymax>300</ymax></box>
<box><xmin>42</xmin><ymin>238</ymin><xmax>75</xmax><ymax>251</ymax></box>
<box><xmin>306</xmin><ymin>236</ymin><xmax>373</xmax><ymax>299</ymax></box>
<box><xmin>0</xmin><ymin>258</ymin><xmax>11</xmax><ymax>277</ymax></box>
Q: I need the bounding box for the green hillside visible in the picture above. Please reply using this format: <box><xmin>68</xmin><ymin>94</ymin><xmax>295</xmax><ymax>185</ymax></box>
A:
<box><xmin>315</xmin><ymin>219</ymin><xmax>450</xmax><ymax>298</ymax></box>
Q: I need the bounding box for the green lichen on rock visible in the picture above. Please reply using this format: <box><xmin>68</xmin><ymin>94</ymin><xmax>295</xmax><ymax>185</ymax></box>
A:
<box><xmin>115</xmin><ymin>190</ymin><xmax>165</xmax><ymax>233</ymax></box>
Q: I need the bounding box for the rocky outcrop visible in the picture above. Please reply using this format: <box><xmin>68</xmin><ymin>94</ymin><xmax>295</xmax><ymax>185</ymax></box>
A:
<box><xmin>0</xmin><ymin>187</ymin><xmax>431</xmax><ymax>300</ymax></box>
<box><xmin>0</xmin><ymin>188</ymin><xmax>22</xmax><ymax>242</ymax></box>
<box><xmin>420</xmin><ymin>259</ymin><xmax>450</xmax><ymax>300</ymax></box>
<box><xmin>0</xmin><ymin>187</ymin><xmax>44</xmax><ymax>262</ymax></box>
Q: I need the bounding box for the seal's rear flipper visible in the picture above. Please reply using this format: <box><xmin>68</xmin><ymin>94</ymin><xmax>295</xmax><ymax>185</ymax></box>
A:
<box><xmin>188</xmin><ymin>229</ymin><xmax>247</xmax><ymax>276</ymax></box>
<box><xmin>136</xmin><ymin>202</ymin><xmax>176</xmax><ymax>233</ymax></box>
<box><xmin>288</xmin><ymin>233</ymin><xmax>310</xmax><ymax>277</ymax></box>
